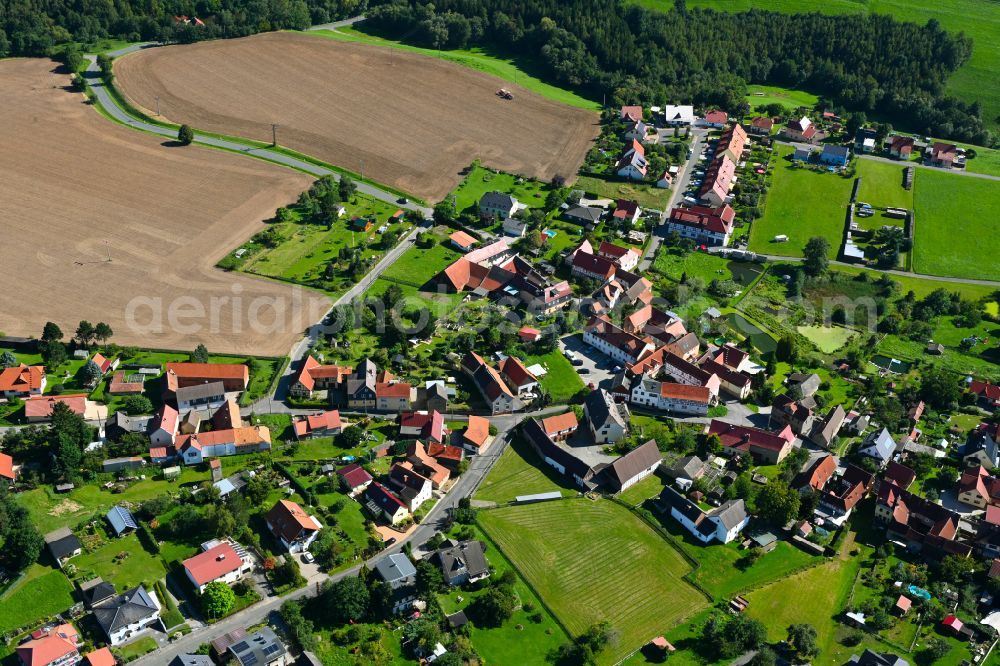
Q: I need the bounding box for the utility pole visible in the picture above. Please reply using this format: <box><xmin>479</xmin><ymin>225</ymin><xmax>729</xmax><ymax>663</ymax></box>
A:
<box><xmin>360</xmin><ymin>158</ymin><xmax>365</xmax><ymax>181</ymax></box>
<box><xmin>154</xmin><ymin>96</ymin><xmax>160</xmax><ymax>116</ymax></box>
<box><xmin>271</xmin><ymin>123</ymin><xmax>279</xmax><ymax>147</ymax></box>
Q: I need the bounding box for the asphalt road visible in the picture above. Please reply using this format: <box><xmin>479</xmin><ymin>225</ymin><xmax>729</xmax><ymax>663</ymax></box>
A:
<box><xmin>132</xmin><ymin>405</ymin><xmax>562</xmax><ymax>665</ymax></box>
<box><xmin>755</xmin><ymin>253</ymin><xmax>1000</xmax><ymax>287</ymax></box>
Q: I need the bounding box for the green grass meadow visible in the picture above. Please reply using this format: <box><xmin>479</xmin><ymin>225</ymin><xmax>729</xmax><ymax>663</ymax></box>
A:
<box><xmin>0</xmin><ymin>565</ymin><xmax>76</xmax><ymax>635</ymax></box>
<box><xmin>478</xmin><ymin>499</ymin><xmax>709</xmax><ymax>664</ymax></box>
<box><xmin>745</xmin><ymin>84</ymin><xmax>819</xmax><ymax>109</ymax></box>
<box><xmin>748</xmin><ymin>145</ymin><xmax>852</xmax><ymax>257</ymax></box>
<box><xmin>521</xmin><ymin>350</ymin><xmax>585</xmax><ymax>403</ymax></box>
<box><xmin>854</xmin><ymin>159</ymin><xmax>914</xmax><ymax>210</ymax></box>
<box><xmin>453</xmin><ymin>163</ymin><xmax>550</xmax><ymax>212</ymax></box>
<box><xmin>912</xmin><ymin>169</ymin><xmax>1000</xmax><ymax>279</ymax></box>
<box><xmin>474</xmin><ymin>437</ymin><xmax>577</xmax><ymax>504</ymax></box>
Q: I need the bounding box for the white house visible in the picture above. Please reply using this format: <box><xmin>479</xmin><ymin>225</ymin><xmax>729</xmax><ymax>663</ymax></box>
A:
<box><xmin>388</xmin><ymin>463</ymin><xmax>433</xmax><ymax>512</ymax></box>
<box><xmin>149</xmin><ymin>405</ymin><xmax>179</xmax><ymax>447</ymax></box>
<box><xmin>182</xmin><ymin>540</ymin><xmax>253</xmax><ymax>593</ymax></box>
<box><xmin>663</xmin><ymin>104</ymin><xmax>696</xmax><ymax>126</ymax></box>
<box><xmin>479</xmin><ymin>191</ymin><xmax>519</xmax><ymax>221</ymax></box>
<box><xmin>178</xmin><ymin>426</ymin><xmax>271</xmax><ymax>464</ymax></box>
<box><xmin>93</xmin><ymin>586</ymin><xmax>161</xmax><ymax>645</ymax></box>
<box><xmin>583</xmin><ymin>317</ymin><xmax>655</xmax><ymax>366</ymax></box>
<box><xmin>265</xmin><ymin>499</ymin><xmax>323</xmax><ymax>554</ymax></box>
<box><xmin>661</xmin><ymin>487</ymin><xmax>749</xmax><ymax>544</ymax></box>
<box><xmin>630</xmin><ymin>377</ymin><xmax>711</xmax><ymax>416</ymax></box>
<box><xmin>584</xmin><ymin>389</ymin><xmax>630</xmax><ymax>445</ymax></box>
<box><xmin>502</xmin><ymin>216</ymin><xmax>528</xmax><ymax>238</ymax></box>
<box><xmin>666</xmin><ymin>204</ymin><xmax>736</xmax><ymax>247</ymax></box>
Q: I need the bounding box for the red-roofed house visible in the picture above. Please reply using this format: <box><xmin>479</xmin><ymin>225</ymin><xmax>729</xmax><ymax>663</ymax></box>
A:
<box><xmin>782</xmin><ymin>117</ymin><xmax>817</xmax><ymax>142</ymax></box>
<box><xmin>969</xmin><ymin>381</ymin><xmax>1000</xmax><ymax>411</ymax></box>
<box><xmin>942</xmin><ymin>615</ymin><xmax>963</xmax><ymax>635</ymax></box>
<box><xmin>449</xmin><ymin>231</ymin><xmax>479</xmax><ymax>253</ymax></box>
<box><xmin>108</xmin><ymin>370</ymin><xmax>144</xmax><ymax>396</ymax></box>
<box><xmin>293</xmin><ymin>410</ymin><xmax>343</xmax><ymax>439</ymax></box>
<box><xmin>17</xmin><ymin>626</ymin><xmax>79</xmax><ymax>666</ymax></box>
<box><xmin>630</xmin><ymin>377</ymin><xmax>711</xmax><ymax>415</ymax></box>
<box><xmin>0</xmin><ymin>453</ymin><xmax>14</xmax><ymax>483</ymax></box>
<box><xmin>182</xmin><ymin>541</ymin><xmax>252</xmax><ymax>593</ymax></box>
<box><xmin>83</xmin><ymin>647</ymin><xmax>116</xmax><ymax>666</ymax></box>
<box><xmin>177</xmin><ymin>426</ymin><xmax>271</xmax><ymax>464</ymax></box>
<box><xmin>666</xmin><ymin>204</ymin><xmax>735</xmax><ymax>246</ymax></box>
<box><xmin>612</xmin><ymin>199</ymin><xmax>642</xmax><ymax>226</ymax></box>
<box><xmin>426</xmin><ymin>441</ymin><xmax>465</xmax><ymax>467</ymax></box>
<box><xmin>0</xmin><ymin>364</ymin><xmax>46</xmax><ymax>398</ymax></box>
<box><xmin>150</xmin><ymin>404</ymin><xmax>179</xmax><ymax>447</ymax></box>
<box><xmin>749</xmin><ymin>117</ymin><xmax>774</xmax><ymax>136</ymax></box>
<box><xmin>930</xmin><ymin>142</ymin><xmax>957</xmax><ymax>168</ymax></box>
<box><xmin>461</xmin><ymin>352</ymin><xmax>519</xmax><ymax>415</ymax></box>
<box><xmin>793</xmin><ymin>454</ymin><xmax>837</xmax><ymax>492</ymax></box>
<box><xmin>266</xmin><ymin>499</ymin><xmax>323</xmax><ymax>553</ymax></box>
<box><xmin>597</xmin><ymin>241</ymin><xmax>641</xmax><ymax>272</ymax></box>
<box><xmin>462</xmin><ymin>415</ymin><xmax>493</xmax><ymax>453</ymax></box>
<box><xmin>616</xmin><ymin>140</ymin><xmax>647</xmax><ymax>180</ymax></box>
<box><xmin>958</xmin><ymin>465</ymin><xmax>1000</xmax><ymax>509</ymax></box>
<box><xmin>699</xmin><ymin>154</ymin><xmax>736</xmax><ymax>206</ymax></box>
<box><xmin>883</xmin><ymin>461</ymin><xmax>916</xmax><ymax>490</ymax></box>
<box><xmin>499</xmin><ymin>356</ymin><xmax>538</xmax><ymax>396</ymax></box>
<box><xmin>703</xmin><ymin>109</ymin><xmax>729</xmax><ymax>128</ymax></box>
<box><xmin>165</xmin><ymin>363</ymin><xmax>248</xmax><ymax>392</ymax></box>
<box><xmin>399</xmin><ymin>410</ymin><xmax>447</xmax><ymax>444</ymax></box>
<box><xmin>541</xmin><ymin>412</ymin><xmax>579</xmax><ymax>441</ymax></box>
<box><xmin>518</xmin><ymin>326</ymin><xmax>542</xmax><ymax>342</ymax></box>
<box><xmin>337</xmin><ymin>463</ymin><xmax>373</xmax><ymax>496</ymax></box>
<box><xmin>571</xmin><ymin>251</ymin><xmax>617</xmax><ymax>282</ymax></box>
<box><xmin>403</xmin><ymin>443</ymin><xmax>451</xmax><ymax>488</ymax></box>
<box><xmin>584</xmin><ymin>316</ymin><xmax>656</xmax><ymax>366</ymax></box>
<box><xmin>290</xmin><ymin>356</ymin><xmax>352</xmax><ymax>398</ymax></box>
<box><xmin>708</xmin><ymin>420</ymin><xmax>794</xmax><ymax>464</ymax></box>
<box><xmin>90</xmin><ymin>353</ymin><xmax>116</xmax><ymax>375</ymax></box>
<box><xmin>620</xmin><ymin>105</ymin><xmax>643</xmax><ymax>123</ymax></box>
<box><xmin>24</xmin><ymin>394</ymin><xmax>88</xmax><ymax>422</ymax></box>
<box><xmin>888</xmin><ymin>135</ymin><xmax>915</xmax><ymax>159</ymax></box>
<box><xmin>376</xmin><ymin>382</ymin><xmax>415</xmax><ymax>412</ymax></box>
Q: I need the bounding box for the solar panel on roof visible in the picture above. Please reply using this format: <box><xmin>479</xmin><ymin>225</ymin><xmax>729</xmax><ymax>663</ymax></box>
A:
<box><xmin>261</xmin><ymin>644</ymin><xmax>280</xmax><ymax>656</ymax></box>
<box><xmin>241</xmin><ymin>655</ymin><xmax>258</xmax><ymax>666</ymax></box>
<box><xmin>230</xmin><ymin>641</ymin><xmax>250</xmax><ymax>653</ymax></box>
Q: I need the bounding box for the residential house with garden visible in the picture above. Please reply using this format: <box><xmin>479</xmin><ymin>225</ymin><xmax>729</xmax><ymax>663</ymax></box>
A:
<box><xmin>91</xmin><ymin>586</ymin><xmax>161</xmax><ymax>646</ymax></box>
<box><xmin>665</xmin><ymin>204</ymin><xmax>735</xmax><ymax>247</ymax></box>
<box><xmin>266</xmin><ymin>499</ymin><xmax>323</xmax><ymax>553</ymax></box>
<box><xmin>430</xmin><ymin>540</ymin><xmax>490</xmax><ymax>586</ymax></box>
<box><xmin>182</xmin><ymin>539</ymin><xmax>254</xmax><ymax>593</ymax></box>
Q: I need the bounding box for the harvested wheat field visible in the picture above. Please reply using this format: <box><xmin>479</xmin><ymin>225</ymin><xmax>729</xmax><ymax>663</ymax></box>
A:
<box><xmin>0</xmin><ymin>59</ymin><xmax>329</xmax><ymax>356</ymax></box>
<box><xmin>113</xmin><ymin>32</ymin><xmax>600</xmax><ymax>201</ymax></box>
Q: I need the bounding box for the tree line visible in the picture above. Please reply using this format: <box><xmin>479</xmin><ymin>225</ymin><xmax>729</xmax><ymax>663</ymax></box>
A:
<box><xmin>0</xmin><ymin>0</ymin><xmax>366</xmax><ymax>58</ymax></box>
<box><xmin>364</xmin><ymin>0</ymin><xmax>991</xmax><ymax>145</ymax></box>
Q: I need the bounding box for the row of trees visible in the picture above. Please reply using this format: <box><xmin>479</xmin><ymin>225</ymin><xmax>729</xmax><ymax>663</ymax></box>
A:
<box><xmin>365</xmin><ymin>0</ymin><xmax>990</xmax><ymax>145</ymax></box>
<box><xmin>0</xmin><ymin>0</ymin><xmax>366</xmax><ymax>58</ymax></box>
<box><xmin>36</xmin><ymin>320</ymin><xmax>114</xmax><ymax>368</ymax></box>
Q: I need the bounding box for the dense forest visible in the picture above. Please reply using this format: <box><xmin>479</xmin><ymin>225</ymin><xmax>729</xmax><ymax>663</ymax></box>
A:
<box><xmin>0</xmin><ymin>0</ymin><xmax>365</xmax><ymax>56</ymax></box>
<box><xmin>364</xmin><ymin>0</ymin><xmax>991</xmax><ymax>145</ymax></box>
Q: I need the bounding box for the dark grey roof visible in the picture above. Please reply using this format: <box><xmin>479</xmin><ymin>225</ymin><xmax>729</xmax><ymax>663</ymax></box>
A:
<box><xmin>347</xmin><ymin>358</ymin><xmax>377</xmax><ymax>396</ymax></box>
<box><xmin>522</xmin><ymin>418</ymin><xmax>595</xmax><ymax>483</ymax></box>
<box><xmin>446</xmin><ymin>611</ymin><xmax>469</xmax><ymax>628</ymax></box>
<box><xmin>565</xmin><ymin>205</ymin><xmax>604</xmax><ymax>223</ymax></box>
<box><xmin>230</xmin><ymin>627</ymin><xmax>287</xmax><ymax>666</ymax></box>
<box><xmin>672</xmin><ymin>455</ymin><xmax>704</xmax><ymax>479</ymax></box>
<box><xmin>584</xmin><ymin>389</ymin><xmax>624</xmax><ymax>431</ymax></box>
<box><xmin>658</xmin><ymin>486</ymin><xmax>704</xmax><ymax>525</ymax></box>
<box><xmin>93</xmin><ymin>586</ymin><xmax>159</xmax><ymax>636</ymax></box>
<box><xmin>710</xmin><ymin>499</ymin><xmax>748</xmax><ymax>531</ymax></box>
<box><xmin>480</xmin><ymin>191</ymin><xmax>517</xmax><ymax>211</ymax></box>
<box><xmin>848</xmin><ymin>649</ymin><xmax>910</xmax><ymax>666</ymax></box>
<box><xmin>169</xmin><ymin>655</ymin><xmax>214</xmax><ymax>666</ymax></box>
<box><xmin>432</xmin><ymin>540</ymin><xmax>489</xmax><ymax>581</ymax></box>
<box><xmin>106</xmin><ymin>505</ymin><xmax>138</xmax><ymax>535</ymax></box>
<box><xmin>373</xmin><ymin>553</ymin><xmax>416</xmax><ymax>584</ymax></box>
<box><xmin>84</xmin><ymin>580</ymin><xmax>117</xmax><ymax>607</ymax></box>
<box><xmin>823</xmin><ymin>144</ymin><xmax>850</xmax><ymax>157</ymax></box>
<box><xmin>175</xmin><ymin>381</ymin><xmax>226</xmax><ymax>402</ymax></box>
<box><xmin>602</xmin><ymin>440</ymin><xmax>661</xmax><ymax>491</ymax></box>
<box><xmin>45</xmin><ymin>527</ymin><xmax>82</xmax><ymax>560</ymax></box>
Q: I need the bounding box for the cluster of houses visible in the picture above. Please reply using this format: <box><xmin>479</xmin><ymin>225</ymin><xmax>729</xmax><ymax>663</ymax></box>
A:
<box><xmin>460</xmin><ymin>351</ymin><xmax>539</xmax><ymax>415</ymax></box>
<box><xmin>699</xmin><ymin>123</ymin><xmax>746</xmax><ymax>206</ymax></box>
<box><xmin>358</xmin><ymin>411</ymin><xmax>492</xmax><ymax>525</ymax></box>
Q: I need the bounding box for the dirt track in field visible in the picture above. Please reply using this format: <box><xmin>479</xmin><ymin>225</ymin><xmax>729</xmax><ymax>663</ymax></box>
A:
<box><xmin>113</xmin><ymin>32</ymin><xmax>600</xmax><ymax>201</ymax></box>
<box><xmin>0</xmin><ymin>59</ymin><xmax>330</xmax><ymax>356</ymax></box>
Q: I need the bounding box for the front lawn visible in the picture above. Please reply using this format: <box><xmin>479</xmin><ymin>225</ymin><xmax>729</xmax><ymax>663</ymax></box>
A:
<box><xmin>574</xmin><ymin>175</ymin><xmax>671</xmax><ymax>209</ymax></box>
<box><xmin>748</xmin><ymin>145</ymin><xmax>852</xmax><ymax>257</ymax></box>
<box><xmin>796</xmin><ymin>324</ymin><xmax>858</xmax><ymax>353</ymax></box>
<box><xmin>473</xmin><ymin>437</ymin><xmax>577</xmax><ymax>504</ymax></box>
<box><xmin>854</xmin><ymin>159</ymin><xmax>914</xmax><ymax>210</ymax></box>
<box><xmin>478</xmin><ymin>499</ymin><xmax>708</xmax><ymax>664</ymax></box>
<box><xmin>452</xmin><ymin>163</ymin><xmax>550</xmax><ymax>212</ymax></box>
<box><xmin>521</xmin><ymin>350</ymin><xmax>585</xmax><ymax>403</ymax></box>
<box><xmin>379</xmin><ymin>233</ymin><xmax>463</xmax><ymax>289</ymax></box>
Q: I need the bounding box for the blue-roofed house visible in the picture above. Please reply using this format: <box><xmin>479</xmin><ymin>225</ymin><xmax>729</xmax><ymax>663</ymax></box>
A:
<box><xmin>820</xmin><ymin>144</ymin><xmax>850</xmax><ymax>167</ymax></box>
<box><xmin>106</xmin><ymin>505</ymin><xmax>138</xmax><ymax>536</ymax></box>
<box><xmin>860</xmin><ymin>428</ymin><xmax>897</xmax><ymax>468</ymax></box>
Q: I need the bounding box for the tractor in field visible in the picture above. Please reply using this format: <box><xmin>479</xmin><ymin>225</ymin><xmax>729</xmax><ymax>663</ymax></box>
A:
<box><xmin>496</xmin><ymin>88</ymin><xmax>513</xmax><ymax>100</ymax></box>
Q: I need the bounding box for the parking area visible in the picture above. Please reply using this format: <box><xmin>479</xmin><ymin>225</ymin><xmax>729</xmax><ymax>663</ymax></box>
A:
<box><xmin>558</xmin><ymin>334</ymin><xmax>619</xmax><ymax>389</ymax></box>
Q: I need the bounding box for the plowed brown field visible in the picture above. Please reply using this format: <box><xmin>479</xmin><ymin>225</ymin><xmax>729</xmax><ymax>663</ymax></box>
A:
<box><xmin>113</xmin><ymin>32</ymin><xmax>600</xmax><ymax>201</ymax></box>
<box><xmin>0</xmin><ymin>59</ymin><xmax>329</xmax><ymax>355</ymax></box>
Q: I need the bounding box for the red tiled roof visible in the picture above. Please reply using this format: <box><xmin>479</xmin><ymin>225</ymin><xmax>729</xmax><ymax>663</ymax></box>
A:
<box><xmin>621</xmin><ymin>105</ymin><xmax>643</xmax><ymax>122</ymax></box>
<box><xmin>0</xmin><ymin>364</ymin><xmax>45</xmax><ymax>393</ymax></box>
<box><xmin>24</xmin><ymin>394</ymin><xmax>87</xmax><ymax>419</ymax></box>
<box><xmin>970</xmin><ymin>381</ymin><xmax>1000</xmax><ymax>401</ymax></box>
<box><xmin>294</xmin><ymin>410</ymin><xmax>342</xmax><ymax>437</ymax></box>
<box><xmin>0</xmin><ymin>452</ymin><xmax>14</xmax><ymax>481</ymax></box>
<box><xmin>85</xmin><ymin>647</ymin><xmax>116</xmax><ymax>666</ymax></box>
<box><xmin>109</xmin><ymin>370</ymin><xmax>144</xmax><ymax>394</ymax></box>
<box><xmin>751</xmin><ymin>116</ymin><xmax>774</xmax><ymax>130</ymax></box>
<box><xmin>659</xmin><ymin>382</ymin><xmax>711</xmax><ymax>402</ymax></box>
<box><xmin>17</xmin><ymin>633</ymin><xmax>77</xmax><ymax>666</ymax></box>
<box><xmin>668</xmin><ymin>204</ymin><xmax>735</xmax><ymax>236</ymax></box>
<box><xmin>704</xmin><ymin>109</ymin><xmax>728</xmax><ymax>124</ymax></box>
<box><xmin>450</xmin><ymin>231</ymin><xmax>478</xmax><ymax>248</ymax></box>
<box><xmin>426</xmin><ymin>441</ymin><xmax>464</xmax><ymax>462</ymax></box>
<box><xmin>166</xmin><ymin>362</ymin><xmax>248</xmax><ymax>381</ymax></box>
<box><xmin>571</xmin><ymin>251</ymin><xmax>617</xmax><ymax>278</ymax></box>
<box><xmin>337</xmin><ymin>463</ymin><xmax>373</xmax><ymax>489</ymax></box>
<box><xmin>177</xmin><ymin>425</ymin><xmax>271</xmax><ymax>452</ymax></box>
<box><xmin>183</xmin><ymin>542</ymin><xmax>243</xmax><ymax>586</ymax></box>
<box><xmin>266</xmin><ymin>499</ymin><xmax>321</xmax><ymax>544</ymax></box>
<box><xmin>464</xmin><ymin>415</ymin><xmax>491</xmax><ymax>448</ymax></box>
<box><xmin>541</xmin><ymin>411</ymin><xmax>579</xmax><ymax>435</ymax></box>
<box><xmin>499</xmin><ymin>356</ymin><xmax>537</xmax><ymax>388</ymax></box>
<box><xmin>376</xmin><ymin>382</ymin><xmax>412</xmax><ymax>399</ymax></box>
<box><xmin>708</xmin><ymin>420</ymin><xmax>793</xmax><ymax>453</ymax></box>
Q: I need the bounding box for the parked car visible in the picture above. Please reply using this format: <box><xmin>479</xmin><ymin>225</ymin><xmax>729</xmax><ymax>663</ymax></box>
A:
<box><xmin>385</xmin><ymin>537</ymin><xmax>397</xmax><ymax>547</ymax></box>
<box><xmin>397</xmin><ymin>197</ymin><xmax>409</xmax><ymax>204</ymax></box>
<box><xmin>578</xmin><ymin>368</ymin><xmax>590</xmax><ymax>374</ymax></box>
<box><xmin>301</xmin><ymin>552</ymin><xmax>315</xmax><ymax>564</ymax></box>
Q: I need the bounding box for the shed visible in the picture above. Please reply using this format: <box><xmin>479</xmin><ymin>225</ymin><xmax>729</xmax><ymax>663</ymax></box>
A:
<box><xmin>106</xmin><ymin>506</ymin><xmax>138</xmax><ymax>536</ymax></box>
<box><xmin>895</xmin><ymin>595</ymin><xmax>911</xmax><ymax>615</ymax></box>
<box><xmin>163</xmin><ymin>466</ymin><xmax>181</xmax><ymax>480</ymax></box>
